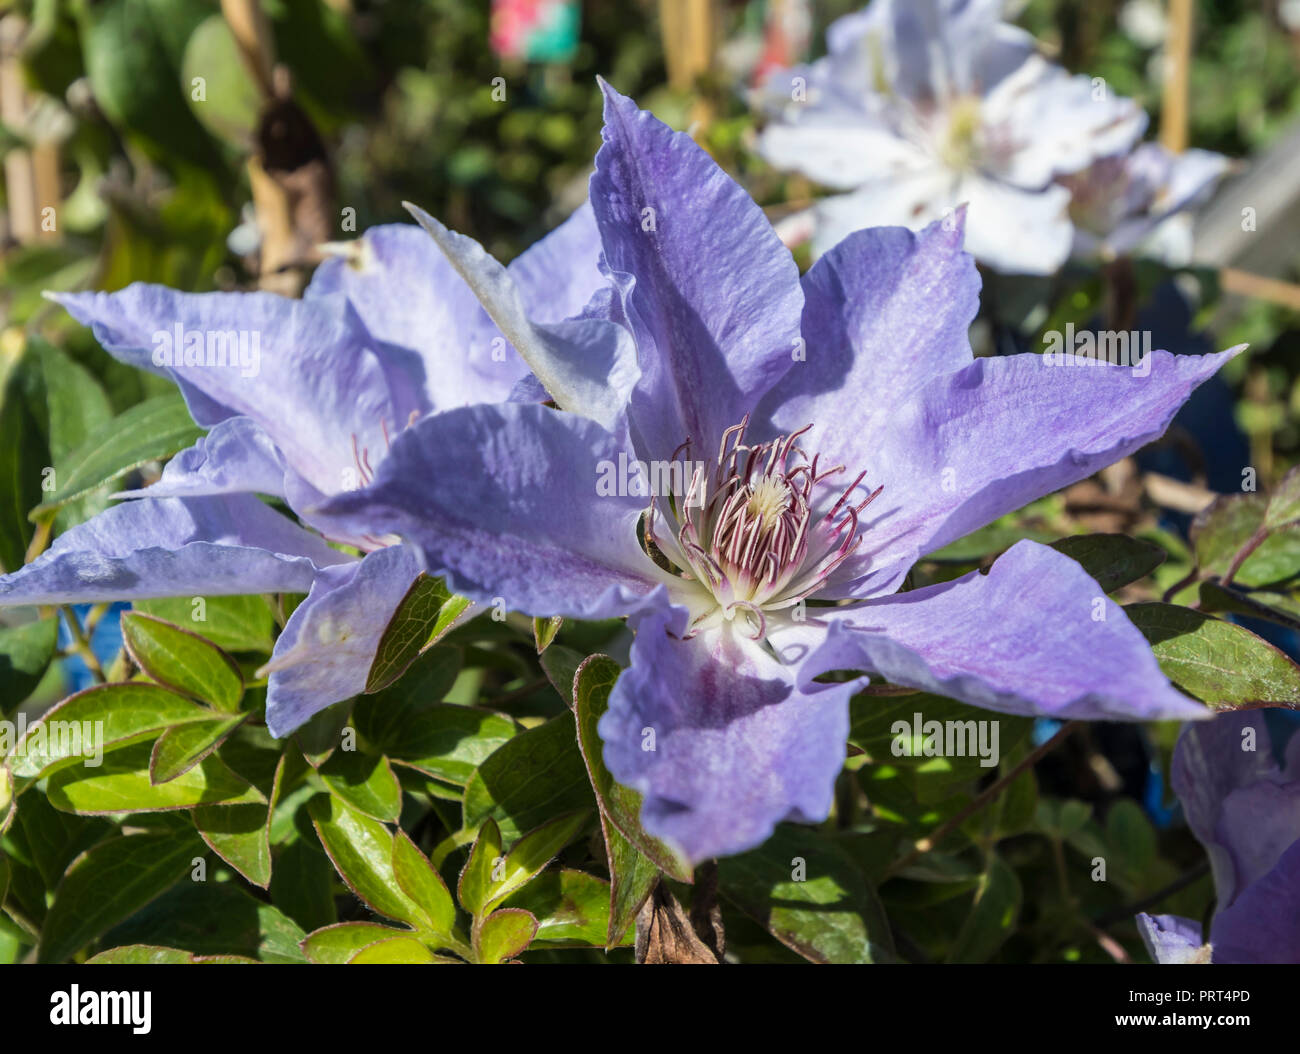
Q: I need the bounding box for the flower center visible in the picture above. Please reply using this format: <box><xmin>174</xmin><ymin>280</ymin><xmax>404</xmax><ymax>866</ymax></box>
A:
<box><xmin>647</xmin><ymin>417</ymin><xmax>880</xmax><ymax>638</ymax></box>
<box><xmin>938</xmin><ymin>95</ymin><xmax>984</xmax><ymax>171</ymax></box>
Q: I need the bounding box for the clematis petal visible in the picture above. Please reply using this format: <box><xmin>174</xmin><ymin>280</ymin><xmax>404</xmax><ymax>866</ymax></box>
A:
<box><xmin>1171</xmin><ymin>711</ymin><xmax>1300</xmax><ymax>907</ymax></box>
<box><xmin>958</xmin><ymin>174</ymin><xmax>1074</xmax><ymax>275</ymax></box>
<box><xmin>592</xmin><ymin>81</ymin><xmax>804</xmax><ymax>462</ymax></box>
<box><xmin>757</xmin><ymin>118</ymin><xmax>933</xmax><ymax>192</ymax></box>
<box><xmin>402</xmin><ymin>203</ymin><xmax>637</xmax><ymax>434</ymax></box>
<box><xmin>793</xmin><ymin>540</ymin><xmax>1207</xmax><ymax>722</ymax></box>
<box><xmin>824</xmin><ymin>345</ymin><xmax>1240</xmax><ymax>598</ymax></box>
<box><xmin>51</xmin><ymin>287</ymin><xmax>425</xmax><ymax>499</ymax></box>
<box><xmin>598</xmin><ymin>611</ymin><xmax>852</xmax><ymax>863</ymax></box>
<box><xmin>1210</xmin><ymin>839</ymin><xmax>1300</xmax><ymax>964</ymax></box>
<box><xmin>319</xmin><ymin>401</ymin><xmax>685</xmax><ymax>625</ymax></box>
<box><xmin>0</xmin><ymin>496</ymin><xmax>349</xmax><ymax>605</ymax></box>
<box><xmin>763</xmin><ymin>215</ymin><xmax>978</xmax><ymax>465</ymax></box>
<box><xmin>307</xmin><ymin>224</ymin><xmax>527</xmax><ymax>409</ymax></box>
<box><xmin>115</xmin><ymin>416</ymin><xmax>288</xmax><ymax>500</ymax></box>
<box><xmin>1135</xmin><ymin>914</ymin><xmax>1207</xmax><ymax>964</ymax></box>
<box><xmin>506</xmin><ymin>202</ymin><xmax>609</xmax><ymax>325</ymax></box>
<box><xmin>984</xmin><ymin>53</ymin><xmax>1147</xmax><ymax>187</ymax></box>
<box><xmin>262</xmin><ymin>543</ymin><xmax>424</xmax><ymax>737</ymax></box>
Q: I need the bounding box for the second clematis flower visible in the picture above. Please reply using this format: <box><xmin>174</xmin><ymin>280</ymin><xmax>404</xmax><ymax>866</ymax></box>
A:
<box><xmin>755</xmin><ymin>0</ymin><xmax>1147</xmax><ymax>272</ymax></box>
<box><xmin>323</xmin><ymin>82</ymin><xmax>1240</xmax><ymax>865</ymax></box>
<box><xmin>0</xmin><ymin>202</ymin><xmax>623</xmax><ymax>736</ymax></box>
<box><xmin>1137</xmin><ymin>711</ymin><xmax>1300</xmax><ymax>964</ymax></box>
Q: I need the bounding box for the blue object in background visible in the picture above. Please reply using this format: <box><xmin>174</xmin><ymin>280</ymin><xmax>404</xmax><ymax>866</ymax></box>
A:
<box><xmin>56</xmin><ymin>603</ymin><xmax>127</xmax><ymax>694</ymax></box>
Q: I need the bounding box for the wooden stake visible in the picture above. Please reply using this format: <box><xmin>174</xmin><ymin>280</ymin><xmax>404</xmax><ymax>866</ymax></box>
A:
<box><xmin>1159</xmin><ymin>0</ymin><xmax>1193</xmax><ymax>154</ymax></box>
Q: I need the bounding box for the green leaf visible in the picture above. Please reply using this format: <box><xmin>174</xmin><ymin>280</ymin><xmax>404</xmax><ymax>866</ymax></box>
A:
<box><xmin>364</xmin><ymin>702</ymin><xmax>515</xmax><ymax>788</ymax></box>
<box><xmin>1050</xmin><ymin>533</ymin><xmax>1166</xmax><ymax>592</ymax></box>
<box><xmin>603</xmin><ymin>824</ymin><xmax>660</xmax><ymax>950</ymax></box>
<box><xmin>31</xmin><ymin>393</ymin><xmax>206</xmax><ymax>518</ymax></box>
<box><xmin>1198</xmin><ymin>580</ymin><xmax>1300</xmax><ymax>633</ymax></box>
<box><xmin>348</xmin><ymin>935</ymin><xmax>440</xmax><ymax>964</ymax></box>
<box><xmin>533</xmin><ymin>615</ymin><xmax>563</xmax><ymax>654</ymax></box>
<box><xmin>102</xmin><ymin>880</ymin><xmax>307</xmax><ymax>963</ymax></box>
<box><xmin>572</xmin><ymin>655</ymin><xmax>693</xmax><ymax>882</ymax></box>
<box><xmin>947</xmin><ymin>853</ymin><xmax>1022</xmax><ymax>963</ymax></box>
<box><xmin>48</xmin><ymin>740</ymin><xmax>265</xmax><ymax>814</ymax></box>
<box><xmin>473</xmin><ymin>908</ymin><xmax>537</xmax><ymax>964</ymax></box>
<box><xmin>15</xmin><ymin>788</ymin><xmax>111</xmax><ymax>887</ymax></box>
<box><xmin>719</xmin><ymin>825</ymin><xmax>895</xmax><ymax>964</ymax></box>
<box><xmin>504</xmin><ymin>869</ymin><xmax>621</xmax><ymax>947</ymax></box>
<box><xmin>194</xmin><ymin>801</ymin><xmax>272</xmax><ymax>888</ymax></box>
<box><xmin>88</xmin><ymin>945</ymin><xmax>258</xmax><ymax>964</ymax></box>
<box><xmin>481</xmin><ymin>810</ymin><xmax>591</xmax><ymax>914</ymax></box>
<box><xmin>122</xmin><ymin>612</ymin><xmax>244</xmax><ymax>712</ymax></box>
<box><xmin>461</xmin><ymin>711</ymin><xmax>596</xmax><ymax>841</ymax></box>
<box><xmin>1265</xmin><ymin>466</ymin><xmax>1300</xmax><ymax>529</ymax></box>
<box><xmin>133</xmin><ymin>595</ymin><xmax>274</xmax><ymax>653</ymax></box>
<box><xmin>318</xmin><ymin>750</ymin><xmax>402</xmax><ymax>823</ymax></box>
<box><xmin>308</xmin><ymin>793</ymin><xmax>422</xmax><ymax>927</ymax></box>
<box><xmin>366</xmin><ymin>575</ymin><xmax>472</xmax><ymax>692</ymax></box>
<box><xmin>540</xmin><ymin>644</ymin><xmax>584</xmax><ymax>705</ymax></box>
<box><xmin>270</xmin><ymin>837</ymin><xmax>337</xmax><ymax>933</ymax></box>
<box><xmin>193</xmin><ymin>753</ymin><xmax>280</xmax><ymax>889</ymax></box>
<box><xmin>0</xmin><ymin>617</ymin><xmax>58</xmax><ymax>713</ymax></box>
<box><xmin>150</xmin><ymin>714</ymin><xmax>246</xmax><ymax>784</ymax></box>
<box><xmin>39</xmin><ymin>830</ymin><xmax>201</xmax><ymax>963</ymax></box>
<box><xmin>180</xmin><ymin>15</ymin><xmax>261</xmax><ymax>148</ymax></box>
<box><xmin>1192</xmin><ymin>492</ymin><xmax>1266</xmax><ymax>576</ymax></box>
<box><xmin>26</xmin><ymin>338</ymin><xmax>115</xmax><ymax>531</ymax></box>
<box><xmin>1126</xmin><ymin>602</ymin><xmax>1300</xmax><ymax>706</ymax></box>
<box><xmin>301</xmin><ymin>922</ymin><xmax>412</xmax><ymax>964</ymax></box>
<box><xmin>0</xmin><ymin>350</ymin><xmax>49</xmax><ymax>573</ymax></box>
<box><xmin>391</xmin><ymin>831</ymin><xmax>458</xmax><ymax>939</ymax></box>
<box><xmin>457</xmin><ymin>818</ymin><xmax>503</xmax><ymax>920</ymax></box>
<box><xmin>7</xmin><ymin>682</ymin><xmax>217</xmax><ymax>784</ymax></box>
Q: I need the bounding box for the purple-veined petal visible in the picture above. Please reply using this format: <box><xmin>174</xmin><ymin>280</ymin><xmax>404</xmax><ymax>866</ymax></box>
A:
<box><xmin>401</xmin><ymin>204</ymin><xmax>637</xmax><ymax>433</ymax></box>
<box><xmin>0</xmin><ymin>496</ymin><xmax>349</xmax><ymax>606</ymax></box>
<box><xmin>762</xmin><ymin>215</ymin><xmax>978</xmax><ymax>465</ymax></box>
<box><xmin>1210</xmin><ymin>839</ymin><xmax>1300</xmax><ymax>964</ymax></box>
<box><xmin>115</xmin><ymin>416</ymin><xmax>288</xmax><ymax>501</ymax></box>
<box><xmin>598</xmin><ymin>611</ymin><xmax>852</xmax><ymax>863</ymax></box>
<box><xmin>1136</xmin><ymin>914</ymin><xmax>1207</xmax><ymax>964</ymax></box>
<box><xmin>791</xmin><ymin>540</ymin><xmax>1207</xmax><ymax>722</ymax></box>
<box><xmin>319</xmin><ymin>401</ymin><xmax>688</xmax><ymax>625</ymax></box>
<box><xmin>51</xmin><ymin>287</ymin><xmax>426</xmax><ymax>500</ymax></box>
<box><xmin>592</xmin><ymin>81</ymin><xmax>804</xmax><ymax>462</ymax></box>
<box><xmin>823</xmin><ymin>345</ymin><xmax>1241</xmax><ymax>598</ymax></box>
<box><xmin>307</xmin><ymin>224</ymin><xmax>528</xmax><ymax>409</ymax></box>
<box><xmin>1172</xmin><ymin>711</ymin><xmax>1300</xmax><ymax>908</ymax></box>
<box><xmin>262</xmin><ymin>543</ymin><xmax>424</xmax><ymax>737</ymax></box>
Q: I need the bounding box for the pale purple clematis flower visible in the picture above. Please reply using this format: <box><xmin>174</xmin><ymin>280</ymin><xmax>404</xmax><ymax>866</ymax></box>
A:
<box><xmin>322</xmin><ymin>83</ymin><xmax>1237</xmax><ymax>864</ymax></box>
<box><xmin>755</xmin><ymin>0</ymin><xmax>1146</xmax><ymax>273</ymax></box>
<box><xmin>1138</xmin><ymin>711</ymin><xmax>1300</xmax><ymax>964</ymax></box>
<box><xmin>1061</xmin><ymin>142</ymin><xmax>1230</xmax><ymax>262</ymax></box>
<box><xmin>0</xmin><ymin>205</ymin><xmax>615</xmax><ymax>735</ymax></box>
